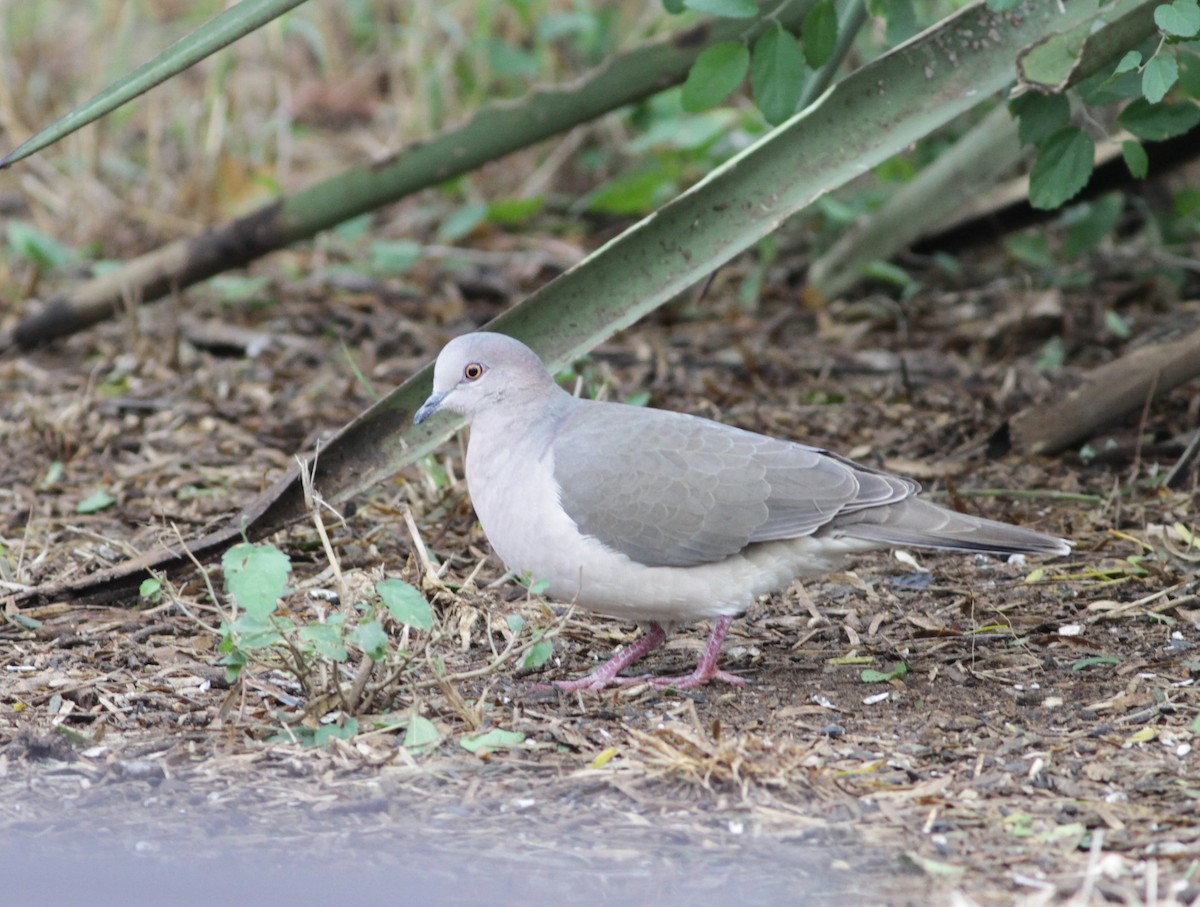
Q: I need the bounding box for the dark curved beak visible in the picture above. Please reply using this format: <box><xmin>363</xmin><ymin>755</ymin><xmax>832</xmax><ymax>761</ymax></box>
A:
<box><xmin>413</xmin><ymin>390</ymin><xmax>448</xmax><ymax>425</ymax></box>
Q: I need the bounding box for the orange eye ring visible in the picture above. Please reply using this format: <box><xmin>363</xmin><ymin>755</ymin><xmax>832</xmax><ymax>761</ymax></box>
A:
<box><xmin>463</xmin><ymin>362</ymin><xmax>485</xmax><ymax>381</ymax></box>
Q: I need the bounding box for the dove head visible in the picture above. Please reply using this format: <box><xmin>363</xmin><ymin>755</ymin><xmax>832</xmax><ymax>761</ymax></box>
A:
<box><xmin>414</xmin><ymin>332</ymin><xmax>558</xmax><ymax>425</ymax></box>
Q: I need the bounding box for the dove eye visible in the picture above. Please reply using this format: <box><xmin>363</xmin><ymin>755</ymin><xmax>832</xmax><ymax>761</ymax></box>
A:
<box><xmin>463</xmin><ymin>362</ymin><xmax>486</xmax><ymax>381</ymax></box>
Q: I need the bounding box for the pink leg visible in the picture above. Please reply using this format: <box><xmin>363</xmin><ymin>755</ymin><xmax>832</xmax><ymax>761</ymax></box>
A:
<box><xmin>643</xmin><ymin>615</ymin><xmax>745</xmax><ymax>690</ymax></box>
<box><xmin>551</xmin><ymin>623</ymin><xmax>668</xmax><ymax>692</ymax></box>
<box><xmin>553</xmin><ymin>616</ymin><xmax>745</xmax><ymax>692</ymax></box>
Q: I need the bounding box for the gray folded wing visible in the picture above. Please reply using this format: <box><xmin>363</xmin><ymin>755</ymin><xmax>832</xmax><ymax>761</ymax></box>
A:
<box><xmin>551</xmin><ymin>403</ymin><xmax>915</xmax><ymax>568</ymax></box>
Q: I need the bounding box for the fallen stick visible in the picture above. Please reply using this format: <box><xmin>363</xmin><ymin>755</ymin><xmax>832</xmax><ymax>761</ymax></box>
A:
<box><xmin>1010</xmin><ymin>320</ymin><xmax>1200</xmax><ymax>455</ymax></box>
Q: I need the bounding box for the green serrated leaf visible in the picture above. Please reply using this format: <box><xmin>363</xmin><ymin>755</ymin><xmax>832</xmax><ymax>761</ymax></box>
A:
<box><xmin>1155</xmin><ymin>0</ymin><xmax>1200</xmax><ymax>37</ymax></box>
<box><xmin>683</xmin><ymin>0</ymin><xmax>758</xmax><ymax>17</ymax></box>
<box><xmin>751</xmin><ymin>25</ymin><xmax>807</xmax><ymax>125</ymax></box>
<box><xmin>1142</xmin><ymin>53</ymin><xmax>1180</xmax><ymax>103</ymax></box>
<box><xmin>681</xmin><ymin>41</ymin><xmax>750</xmax><ymax>112</ymax></box>
<box><xmin>76</xmin><ymin>490</ymin><xmax>116</xmax><ymax>514</ymax></box>
<box><xmin>403</xmin><ymin>715</ymin><xmax>442</xmax><ymax>754</ymax></box>
<box><xmin>802</xmin><ymin>0</ymin><xmax>838</xmax><ymax>69</ymax></box>
<box><xmin>377</xmin><ymin>578</ymin><xmax>433</xmax><ymax>631</ymax></box>
<box><xmin>1118</xmin><ymin>98</ymin><xmax>1200</xmax><ymax>140</ymax></box>
<box><xmin>1028</xmin><ymin>127</ymin><xmax>1094</xmax><ymax>210</ymax></box>
<box><xmin>1122</xmin><ymin>139</ymin><xmax>1149</xmax><ymax>178</ymax></box>
<box><xmin>222</xmin><ymin>542</ymin><xmax>291</xmax><ymax>619</ymax></box>
<box><xmin>1009</xmin><ymin>92</ymin><xmax>1071</xmax><ymax>146</ymax></box>
<box><xmin>348</xmin><ymin>619</ymin><xmax>389</xmax><ymax>661</ymax></box>
<box><xmin>460</xmin><ymin>728</ymin><xmax>527</xmax><ymax>754</ymax></box>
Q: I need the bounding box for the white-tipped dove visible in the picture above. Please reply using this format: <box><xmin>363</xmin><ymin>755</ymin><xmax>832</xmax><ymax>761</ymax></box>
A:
<box><xmin>415</xmin><ymin>332</ymin><xmax>1070</xmax><ymax>692</ymax></box>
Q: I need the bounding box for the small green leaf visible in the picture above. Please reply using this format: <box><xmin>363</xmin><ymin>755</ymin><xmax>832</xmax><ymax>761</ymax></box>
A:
<box><xmin>1142</xmin><ymin>53</ymin><xmax>1179</xmax><ymax>104</ymax></box>
<box><xmin>299</xmin><ymin>623</ymin><xmax>349</xmax><ymax>662</ymax></box>
<box><xmin>1114</xmin><ymin>50</ymin><xmax>1142</xmax><ymax>74</ymax></box>
<box><xmin>1063</xmin><ymin>193</ymin><xmax>1123</xmax><ymax>259</ymax></box>
<box><xmin>1005</xmin><ymin>233</ymin><xmax>1054</xmax><ymax>267</ymax></box>
<box><xmin>683</xmin><ymin>0</ymin><xmax>758</xmax><ymax>17</ymax></box>
<box><xmin>662</xmin><ymin>0</ymin><xmax>686</xmax><ymax>13</ymax></box>
<box><xmin>802</xmin><ymin>0</ymin><xmax>838</xmax><ymax>69</ymax></box>
<box><xmin>751</xmin><ymin>25</ymin><xmax>807</xmax><ymax>125</ymax></box>
<box><xmin>403</xmin><ymin>715</ymin><xmax>442</xmax><ymax>754</ymax></box>
<box><xmin>377</xmin><ymin>578</ymin><xmax>433</xmax><ymax>631</ymax></box>
<box><xmin>506</xmin><ymin>614</ymin><xmax>525</xmax><ymax>634</ymax></box>
<box><xmin>348</xmin><ymin>619</ymin><xmax>389</xmax><ymax>661</ymax></box>
<box><xmin>861</xmin><ymin>662</ymin><xmax>909</xmax><ymax>683</ymax></box>
<box><xmin>1155</xmin><ymin>0</ymin><xmax>1200</xmax><ymax>37</ymax></box>
<box><xmin>487</xmin><ymin>196</ymin><xmax>545</xmax><ymax>226</ymax></box>
<box><xmin>437</xmin><ymin>201</ymin><xmax>489</xmax><ymax>243</ymax></box>
<box><xmin>1009</xmin><ymin>92</ymin><xmax>1071</xmax><ymax>146</ymax></box>
<box><xmin>139</xmin><ymin>578</ymin><xmax>163</xmax><ymax>599</ymax></box>
<box><xmin>6</xmin><ymin>612</ymin><xmax>42</xmax><ymax>630</ymax></box>
<box><xmin>313</xmin><ymin>718</ymin><xmax>359</xmax><ymax>748</ymax></box>
<box><xmin>1072</xmin><ymin>655</ymin><xmax>1122</xmax><ymax>671</ymax></box>
<box><xmin>368</xmin><ymin>240</ymin><xmax>421</xmax><ymax>275</ymax></box>
<box><xmin>1104</xmin><ymin>309</ymin><xmax>1131</xmax><ymax>339</ymax></box>
<box><xmin>460</xmin><ymin>728</ymin><xmax>527</xmax><ymax>754</ymax></box>
<box><xmin>1122</xmin><ymin>139</ymin><xmax>1149</xmax><ymax>178</ymax></box>
<box><xmin>6</xmin><ymin>221</ymin><xmax>75</xmax><ymax>271</ymax></box>
<box><xmin>222</xmin><ymin>542</ymin><xmax>291</xmax><ymax>619</ymax></box>
<box><xmin>681</xmin><ymin>41</ymin><xmax>750</xmax><ymax>112</ymax></box>
<box><xmin>1035</xmin><ymin>335</ymin><xmax>1066</xmax><ymax>372</ymax></box>
<box><xmin>523</xmin><ymin>638</ymin><xmax>554</xmax><ymax>669</ymax></box>
<box><xmin>37</xmin><ymin>460</ymin><xmax>64</xmax><ymax>491</ymax></box>
<box><xmin>1028</xmin><ymin>126</ymin><xmax>1094</xmax><ymax>210</ymax></box>
<box><xmin>1118</xmin><ymin>98</ymin><xmax>1200</xmax><ymax>140</ymax></box>
<box><xmin>76</xmin><ymin>490</ymin><xmax>116</xmax><ymax>514</ymax></box>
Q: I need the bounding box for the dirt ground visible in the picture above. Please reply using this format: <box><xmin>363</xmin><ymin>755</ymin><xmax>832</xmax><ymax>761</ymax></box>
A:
<box><xmin>2</xmin><ymin>238</ymin><xmax>1199</xmax><ymax>905</ymax></box>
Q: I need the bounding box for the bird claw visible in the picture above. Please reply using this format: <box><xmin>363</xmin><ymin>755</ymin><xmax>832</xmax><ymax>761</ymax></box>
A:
<box><xmin>548</xmin><ymin>668</ymin><xmax>746</xmax><ymax>692</ymax></box>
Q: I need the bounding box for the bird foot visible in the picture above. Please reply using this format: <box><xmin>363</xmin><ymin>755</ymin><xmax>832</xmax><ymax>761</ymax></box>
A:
<box><xmin>549</xmin><ymin>667</ymin><xmax>745</xmax><ymax>692</ymax></box>
<box><xmin>643</xmin><ymin>668</ymin><xmax>746</xmax><ymax>690</ymax></box>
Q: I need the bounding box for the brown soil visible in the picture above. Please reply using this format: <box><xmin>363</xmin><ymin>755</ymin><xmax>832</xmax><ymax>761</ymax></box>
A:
<box><xmin>2</xmin><ymin>250</ymin><xmax>1198</xmax><ymax>905</ymax></box>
